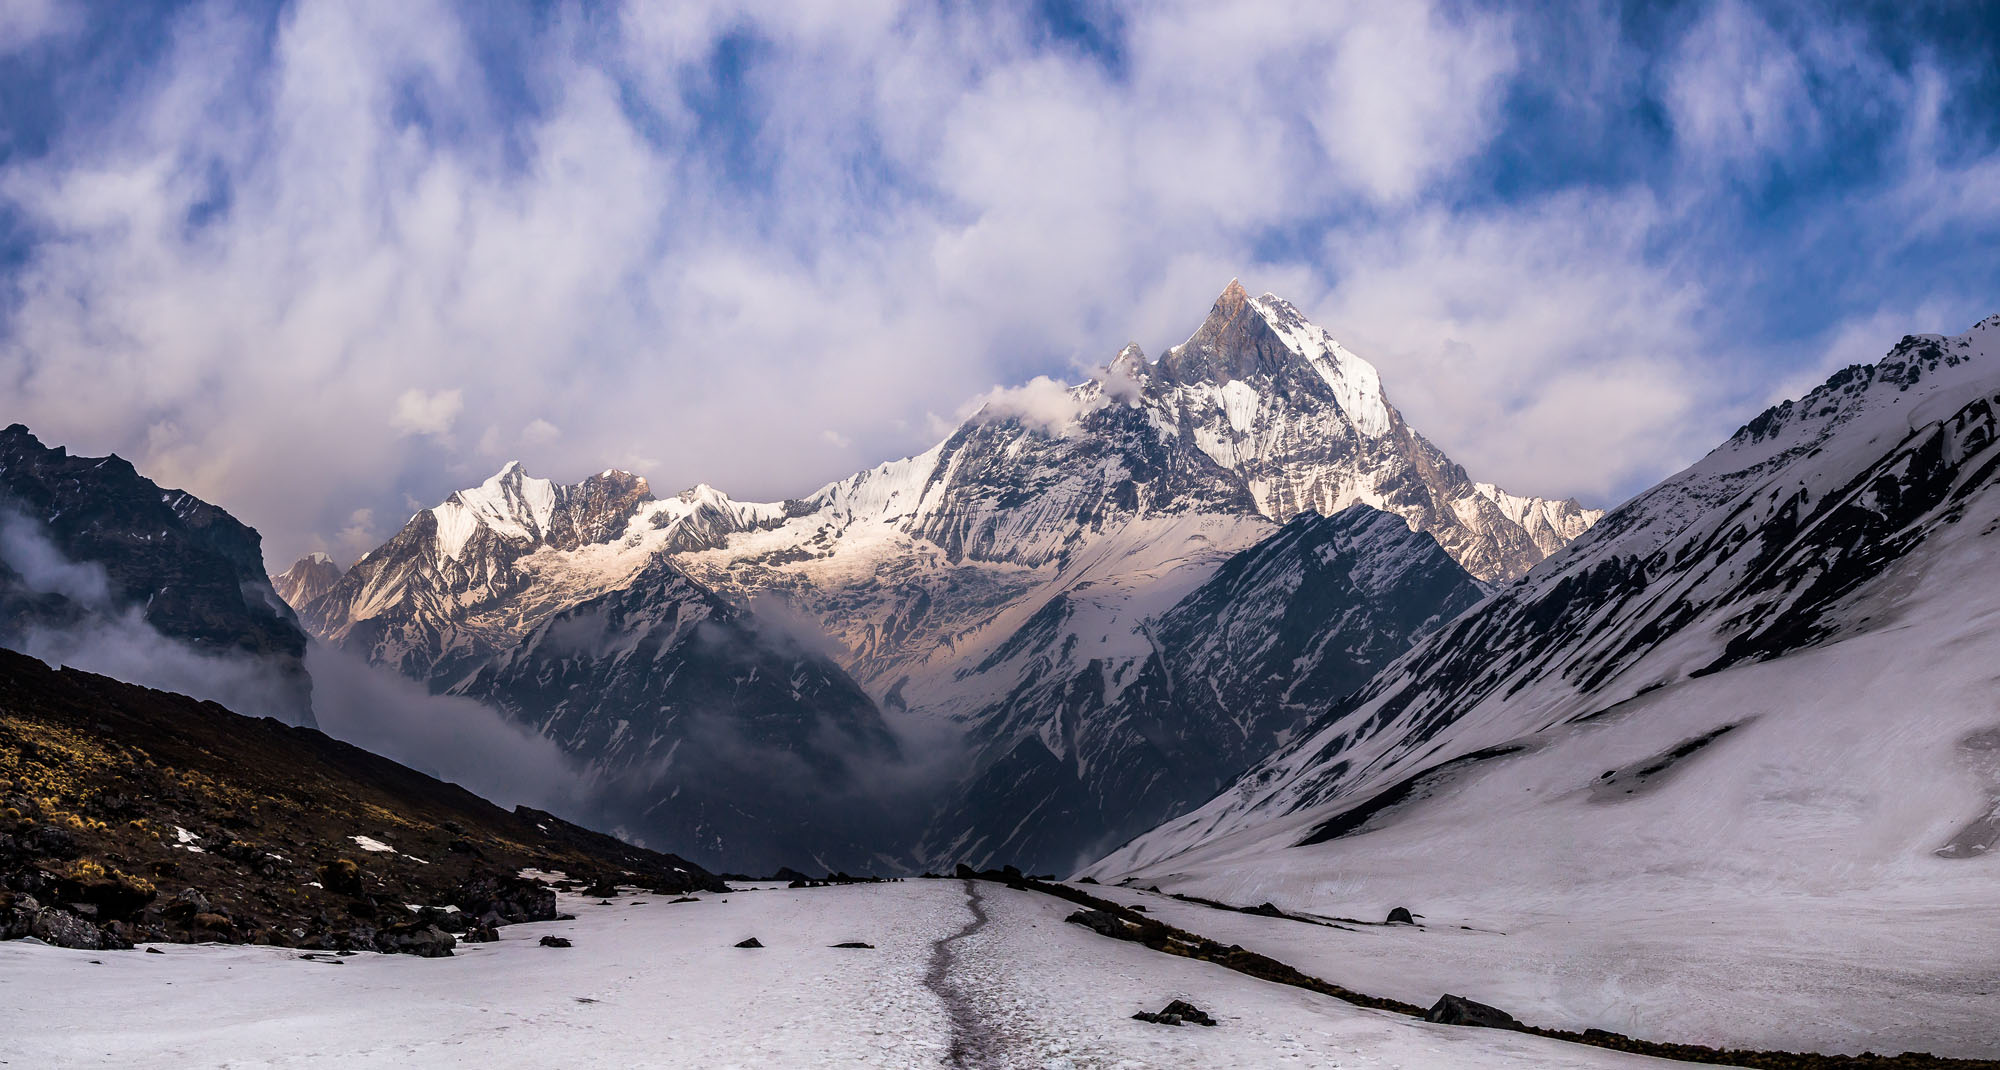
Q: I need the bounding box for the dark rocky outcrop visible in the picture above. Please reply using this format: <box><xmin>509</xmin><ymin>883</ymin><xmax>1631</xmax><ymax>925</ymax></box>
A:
<box><xmin>0</xmin><ymin>424</ymin><xmax>315</xmax><ymax>724</ymax></box>
<box><xmin>1425</xmin><ymin>994</ymin><xmax>1520</xmax><ymax>1030</ymax></box>
<box><xmin>0</xmin><ymin>647</ymin><xmax>722</xmax><ymax>956</ymax></box>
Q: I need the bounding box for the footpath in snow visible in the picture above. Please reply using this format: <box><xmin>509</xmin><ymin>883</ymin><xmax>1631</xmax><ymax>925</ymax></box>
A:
<box><xmin>0</xmin><ymin>879</ymin><xmax>1682</xmax><ymax>1069</ymax></box>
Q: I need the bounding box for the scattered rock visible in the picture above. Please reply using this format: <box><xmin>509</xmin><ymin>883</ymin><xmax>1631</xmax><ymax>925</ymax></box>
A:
<box><xmin>1065</xmin><ymin>909</ymin><xmax>1134</xmax><ymax>940</ymax></box>
<box><xmin>377</xmin><ymin>922</ymin><xmax>455</xmax><ymax>958</ymax></box>
<box><xmin>1425</xmin><ymin>994</ymin><xmax>1519</xmax><ymax>1030</ymax></box>
<box><xmin>831</xmin><ymin>941</ymin><xmax>874</xmax><ymax>949</ymax></box>
<box><xmin>145</xmin><ymin>946</ymin><xmax>164</xmax><ymax>954</ymax></box>
<box><xmin>670</xmin><ymin>896</ymin><xmax>700</xmax><ymax>904</ymax></box>
<box><xmin>1386</xmin><ymin>906</ymin><xmax>1415</xmax><ymax>925</ymax></box>
<box><xmin>1161</xmin><ymin>999</ymin><xmax>1216</xmax><ymax>1026</ymax></box>
<box><xmin>735</xmin><ymin>937</ymin><xmax>763</xmax><ymax>948</ymax></box>
<box><xmin>538</xmin><ymin>935</ymin><xmax>572</xmax><ymax>948</ymax></box>
<box><xmin>581</xmin><ymin>878</ymin><xmax>619</xmax><ymax>899</ymax></box>
<box><xmin>30</xmin><ymin>908</ymin><xmax>104</xmax><ymax>950</ymax></box>
<box><xmin>1133</xmin><ymin>1000</ymin><xmax>1216</xmax><ymax>1027</ymax></box>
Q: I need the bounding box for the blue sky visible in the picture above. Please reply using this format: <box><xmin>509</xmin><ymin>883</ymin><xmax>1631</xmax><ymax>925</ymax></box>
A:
<box><xmin>1</xmin><ymin>0</ymin><xmax>1997</xmax><ymax>568</ymax></box>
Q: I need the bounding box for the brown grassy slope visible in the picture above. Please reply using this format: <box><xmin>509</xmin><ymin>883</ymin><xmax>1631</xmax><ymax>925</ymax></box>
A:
<box><xmin>0</xmin><ymin>648</ymin><xmax>723</xmax><ymax>954</ymax></box>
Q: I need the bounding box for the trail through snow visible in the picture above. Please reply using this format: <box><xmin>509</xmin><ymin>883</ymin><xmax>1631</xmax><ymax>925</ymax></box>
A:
<box><xmin>0</xmin><ymin>881</ymin><xmax>1687</xmax><ymax>1068</ymax></box>
<box><xmin>925</xmin><ymin>879</ymin><xmax>998</xmax><ymax>1068</ymax></box>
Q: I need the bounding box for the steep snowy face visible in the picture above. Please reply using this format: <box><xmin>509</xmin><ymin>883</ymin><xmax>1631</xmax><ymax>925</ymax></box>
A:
<box><xmin>923</xmin><ymin>504</ymin><xmax>1486</xmax><ymax>872</ymax></box>
<box><xmin>876</xmin><ymin>280</ymin><xmax>1594</xmax><ymax>585</ymax></box>
<box><xmin>302</xmin><ymin>463</ymin><xmax>791</xmax><ymax>682</ymax></box>
<box><xmin>273</xmin><ymin>553</ymin><xmax>342</xmax><ymax>612</ymax></box>
<box><xmin>429</xmin><ymin>463</ymin><xmax>654</xmax><ymax>562</ymax></box>
<box><xmin>1096</xmin><ymin>315</ymin><xmax>2000</xmax><ymax>876</ymax></box>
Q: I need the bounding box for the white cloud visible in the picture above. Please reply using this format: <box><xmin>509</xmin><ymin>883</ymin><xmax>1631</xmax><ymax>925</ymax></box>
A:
<box><xmin>1664</xmin><ymin>0</ymin><xmax>1819</xmax><ymax>169</ymax></box>
<box><xmin>392</xmin><ymin>388</ymin><xmax>464</xmax><ymax>437</ymax></box>
<box><xmin>521</xmin><ymin>418</ymin><xmax>561</xmax><ymax>446</ymax></box>
<box><xmin>963</xmin><ymin>375</ymin><xmax>1095</xmax><ymax>434</ymax></box>
<box><xmin>1311</xmin><ymin>191</ymin><xmax>1722</xmax><ymax>503</ymax></box>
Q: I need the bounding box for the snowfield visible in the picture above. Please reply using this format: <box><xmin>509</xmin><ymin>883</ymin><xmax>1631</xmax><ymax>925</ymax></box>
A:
<box><xmin>0</xmin><ymin>881</ymin><xmax>1685</xmax><ymax>1068</ymax></box>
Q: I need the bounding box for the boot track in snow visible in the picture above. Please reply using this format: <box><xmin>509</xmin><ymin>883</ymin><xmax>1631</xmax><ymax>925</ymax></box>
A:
<box><xmin>925</xmin><ymin>879</ymin><xmax>998</xmax><ymax>1067</ymax></box>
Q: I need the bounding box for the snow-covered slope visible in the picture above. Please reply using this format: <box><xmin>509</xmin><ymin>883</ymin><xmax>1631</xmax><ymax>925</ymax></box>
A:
<box><xmin>302</xmin><ymin>282</ymin><xmax>1603</xmax><ymax>870</ymax></box>
<box><xmin>0</xmin><ymin>880</ymin><xmax>1683</xmax><ymax>1069</ymax></box>
<box><xmin>1084</xmin><ymin>316</ymin><xmax>2000</xmax><ymax>1056</ymax></box>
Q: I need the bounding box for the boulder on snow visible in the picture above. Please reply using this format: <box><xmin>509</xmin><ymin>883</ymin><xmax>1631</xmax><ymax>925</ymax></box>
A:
<box><xmin>538</xmin><ymin>935</ymin><xmax>572</xmax><ymax>948</ymax></box>
<box><xmin>376</xmin><ymin>921</ymin><xmax>455</xmax><ymax>958</ymax></box>
<box><xmin>29</xmin><ymin>906</ymin><xmax>105</xmax><ymax>950</ymax></box>
<box><xmin>1386</xmin><ymin>906</ymin><xmax>1415</xmax><ymax>925</ymax></box>
<box><xmin>735</xmin><ymin>937</ymin><xmax>764</xmax><ymax>948</ymax></box>
<box><xmin>1065</xmin><ymin>909</ymin><xmax>1134</xmax><ymax>940</ymax></box>
<box><xmin>1133</xmin><ymin>999</ymin><xmax>1216</xmax><ymax>1027</ymax></box>
<box><xmin>831</xmin><ymin>941</ymin><xmax>874</xmax><ymax>949</ymax></box>
<box><xmin>1425</xmin><ymin>994</ymin><xmax>1519</xmax><ymax>1030</ymax></box>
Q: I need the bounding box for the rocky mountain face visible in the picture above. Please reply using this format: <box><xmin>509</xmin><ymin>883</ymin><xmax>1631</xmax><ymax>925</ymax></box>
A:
<box><xmin>0</xmin><ymin>424</ymin><xmax>314</xmax><ymax>726</ymax></box>
<box><xmin>455</xmin><ymin>554</ymin><xmax>903</xmax><ymax>874</ymax></box>
<box><xmin>301</xmin><ymin>283</ymin><xmax>1605</xmax><ymax>872</ymax></box>
<box><xmin>298</xmin><ymin>464</ymin><xmax>786</xmax><ymax>686</ymax></box>
<box><xmin>919</xmin><ymin>505</ymin><xmax>1486</xmax><ymax>870</ymax></box>
<box><xmin>273</xmin><ymin>552</ymin><xmax>342</xmax><ymax>611</ymax></box>
<box><xmin>1093</xmin><ymin>314</ymin><xmax>2000</xmax><ymax>877</ymax></box>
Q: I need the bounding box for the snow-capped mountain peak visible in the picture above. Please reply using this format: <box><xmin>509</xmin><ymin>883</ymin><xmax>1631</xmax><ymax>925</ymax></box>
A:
<box><xmin>427</xmin><ymin>462</ymin><xmax>656</xmax><ymax>564</ymax></box>
<box><xmin>273</xmin><ymin>551</ymin><xmax>344</xmax><ymax>612</ymax></box>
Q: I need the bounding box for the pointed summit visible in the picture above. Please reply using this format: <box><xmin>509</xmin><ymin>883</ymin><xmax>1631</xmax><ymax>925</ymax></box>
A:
<box><xmin>1161</xmin><ymin>279</ymin><xmax>1289</xmax><ymax>384</ymax></box>
<box><xmin>274</xmin><ymin>552</ymin><xmax>344</xmax><ymax>611</ymax></box>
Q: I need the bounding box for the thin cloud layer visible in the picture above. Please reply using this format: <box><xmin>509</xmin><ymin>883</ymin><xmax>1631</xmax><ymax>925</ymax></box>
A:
<box><xmin>0</xmin><ymin>0</ymin><xmax>1995</xmax><ymax>568</ymax></box>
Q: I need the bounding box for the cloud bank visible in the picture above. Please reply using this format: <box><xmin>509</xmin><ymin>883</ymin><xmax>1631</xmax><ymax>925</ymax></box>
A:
<box><xmin>0</xmin><ymin>1</ymin><xmax>1994</xmax><ymax>568</ymax></box>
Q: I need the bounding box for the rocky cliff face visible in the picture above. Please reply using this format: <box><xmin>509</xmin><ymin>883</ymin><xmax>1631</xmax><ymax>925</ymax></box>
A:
<box><xmin>919</xmin><ymin>505</ymin><xmax>1486</xmax><ymax>871</ymax></box>
<box><xmin>274</xmin><ymin>553</ymin><xmax>342</xmax><ymax>612</ymax></box>
<box><xmin>454</xmin><ymin>554</ymin><xmax>904</xmax><ymax>874</ymax></box>
<box><xmin>0</xmin><ymin>425</ymin><xmax>315</xmax><ymax>726</ymax></box>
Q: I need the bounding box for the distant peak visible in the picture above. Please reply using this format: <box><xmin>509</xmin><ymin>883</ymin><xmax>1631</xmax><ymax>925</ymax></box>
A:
<box><xmin>307</xmin><ymin>551</ymin><xmax>334</xmax><ymax>564</ymax></box>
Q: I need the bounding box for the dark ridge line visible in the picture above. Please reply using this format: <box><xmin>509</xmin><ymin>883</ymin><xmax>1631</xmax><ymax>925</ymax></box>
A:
<box><xmin>961</xmin><ymin>872</ymin><xmax>1999</xmax><ymax>1070</ymax></box>
<box><xmin>1295</xmin><ymin>743</ymin><xmax>1529</xmax><ymax>847</ymax></box>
